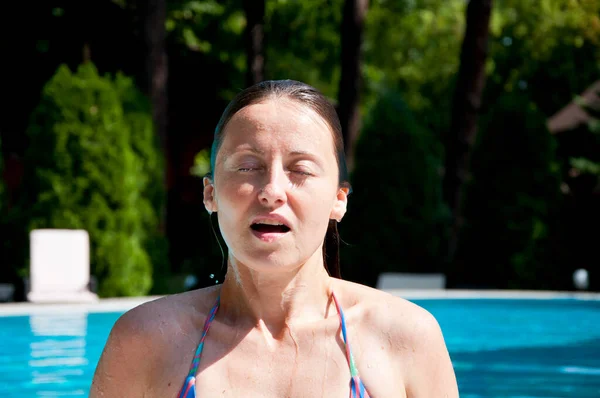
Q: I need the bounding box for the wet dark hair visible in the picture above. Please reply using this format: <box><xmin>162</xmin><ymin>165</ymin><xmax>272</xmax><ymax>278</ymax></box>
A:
<box><xmin>207</xmin><ymin>80</ymin><xmax>351</xmax><ymax>278</ymax></box>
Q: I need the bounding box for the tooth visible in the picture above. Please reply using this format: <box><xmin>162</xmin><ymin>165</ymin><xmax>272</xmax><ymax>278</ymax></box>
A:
<box><xmin>261</xmin><ymin>220</ymin><xmax>283</xmax><ymax>226</ymax></box>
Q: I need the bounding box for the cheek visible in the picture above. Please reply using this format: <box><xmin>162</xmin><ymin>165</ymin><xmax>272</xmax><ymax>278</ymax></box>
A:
<box><xmin>234</xmin><ymin>182</ymin><xmax>255</xmax><ymax>199</ymax></box>
<box><xmin>217</xmin><ymin>181</ymin><xmax>254</xmax><ymax>207</ymax></box>
<box><xmin>214</xmin><ymin>183</ymin><xmax>254</xmax><ymax>237</ymax></box>
<box><xmin>295</xmin><ymin>188</ymin><xmax>337</xmax><ymax>229</ymax></box>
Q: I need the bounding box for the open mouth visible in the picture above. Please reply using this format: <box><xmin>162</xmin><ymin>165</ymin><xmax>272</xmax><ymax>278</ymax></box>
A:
<box><xmin>250</xmin><ymin>223</ymin><xmax>291</xmax><ymax>234</ymax></box>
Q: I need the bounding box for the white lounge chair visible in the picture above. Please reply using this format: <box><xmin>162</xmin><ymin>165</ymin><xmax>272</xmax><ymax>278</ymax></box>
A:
<box><xmin>27</xmin><ymin>229</ymin><xmax>98</xmax><ymax>303</ymax></box>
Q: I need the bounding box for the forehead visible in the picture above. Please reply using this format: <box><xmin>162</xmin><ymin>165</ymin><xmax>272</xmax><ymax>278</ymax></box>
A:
<box><xmin>220</xmin><ymin>99</ymin><xmax>335</xmax><ymax>154</ymax></box>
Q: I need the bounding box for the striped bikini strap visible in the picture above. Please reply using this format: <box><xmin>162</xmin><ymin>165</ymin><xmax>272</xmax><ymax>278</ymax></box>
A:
<box><xmin>188</xmin><ymin>295</ymin><xmax>221</xmax><ymax>377</ymax></box>
<box><xmin>331</xmin><ymin>292</ymin><xmax>359</xmax><ymax>378</ymax></box>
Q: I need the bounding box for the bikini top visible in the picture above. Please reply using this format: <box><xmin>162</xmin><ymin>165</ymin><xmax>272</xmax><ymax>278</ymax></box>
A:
<box><xmin>177</xmin><ymin>291</ymin><xmax>371</xmax><ymax>398</ymax></box>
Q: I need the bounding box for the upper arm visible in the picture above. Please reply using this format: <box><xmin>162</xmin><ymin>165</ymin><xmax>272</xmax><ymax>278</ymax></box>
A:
<box><xmin>89</xmin><ymin>311</ymin><xmax>152</xmax><ymax>397</ymax></box>
<box><xmin>404</xmin><ymin>309</ymin><xmax>459</xmax><ymax>397</ymax></box>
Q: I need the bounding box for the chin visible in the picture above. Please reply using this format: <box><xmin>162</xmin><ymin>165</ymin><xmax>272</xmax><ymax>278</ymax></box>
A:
<box><xmin>234</xmin><ymin>249</ymin><xmax>304</xmax><ymax>274</ymax></box>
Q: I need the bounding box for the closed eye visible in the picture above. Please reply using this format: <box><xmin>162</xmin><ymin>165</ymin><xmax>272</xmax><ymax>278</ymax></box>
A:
<box><xmin>288</xmin><ymin>162</ymin><xmax>315</xmax><ymax>177</ymax></box>
<box><xmin>293</xmin><ymin>170</ymin><xmax>312</xmax><ymax>176</ymax></box>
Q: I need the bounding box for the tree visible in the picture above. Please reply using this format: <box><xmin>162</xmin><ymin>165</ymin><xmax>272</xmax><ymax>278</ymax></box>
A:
<box><xmin>337</xmin><ymin>0</ymin><xmax>369</xmax><ymax>168</ymax></box>
<box><xmin>483</xmin><ymin>0</ymin><xmax>600</xmax><ymax>117</ymax></box>
<box><xmin>243</xmin><ymin>0</ymin><xmax>265</xmax><ymax>85</ymax></box>
<box><xmin>132</xmin><ymin>0</ymin><xmax>169</xmax><ymax>237</ymax></box>
<box><xmin>264</xmin><ymin>0</ymin><xmax>343</xmax><ymax>98</ymax></box>
<box><xmin>443</xmin><ymin>0</ymin><xmax>493</xmax><ymax>264</ymax></box>
<box><xmin>362</xmin><ymin>0</ymin><xmax>466</xmax><ymax>130</ymax></box>
<box><xmin>363</xmin><ymin>0</ymin><xmax>600</xmax><ymax>128</ymax></box>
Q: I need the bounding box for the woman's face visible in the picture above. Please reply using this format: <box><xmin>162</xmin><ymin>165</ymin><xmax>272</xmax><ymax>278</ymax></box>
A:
<box><xmin>205</xmin><ymin>98</ymin><xmax>348</xmax><ymax>273</ymax></box>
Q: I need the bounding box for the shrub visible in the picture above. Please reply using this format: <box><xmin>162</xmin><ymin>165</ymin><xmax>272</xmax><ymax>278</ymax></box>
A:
<box><xmin>19</xmin><ymin>63</ymin><xmax>166</xmax><ymax>297</ymax></box>
<box><xmin>340</xmin><ymin>89</ymin><xmax>449</xmax><ymax>287</ymax></box>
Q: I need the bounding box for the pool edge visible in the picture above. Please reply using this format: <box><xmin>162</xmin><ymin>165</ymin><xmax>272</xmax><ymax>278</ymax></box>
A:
<box><xmin>1</xmin><ymin>289</ymin><xmax>599</xmax><ymax>316</ymax></box>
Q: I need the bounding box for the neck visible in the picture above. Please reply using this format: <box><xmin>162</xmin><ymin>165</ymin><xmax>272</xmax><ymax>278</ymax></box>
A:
<box><xmin>219</xmin><ymin>250</ymin><xmax>334</xmax><ymax>338</ymax></box>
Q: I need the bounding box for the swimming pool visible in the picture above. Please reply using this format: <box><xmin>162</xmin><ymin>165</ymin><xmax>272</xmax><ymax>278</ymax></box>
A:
<box><xmin>0</xmin><ymin>296</ymin><xmax>599</xmax><ymax>397</ymax></box>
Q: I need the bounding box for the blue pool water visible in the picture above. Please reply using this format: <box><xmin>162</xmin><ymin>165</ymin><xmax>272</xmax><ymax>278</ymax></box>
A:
<box><xmin>0</xmin><ymin>298</ymin><xmax>599</xmax><ymax>397</ymax></box>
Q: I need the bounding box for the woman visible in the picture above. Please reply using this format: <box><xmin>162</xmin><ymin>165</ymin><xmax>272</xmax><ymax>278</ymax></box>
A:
<box><xmin>90</xmin><ymin>80</ymin><xmax>459</xmax><ymax>397</ymax></box>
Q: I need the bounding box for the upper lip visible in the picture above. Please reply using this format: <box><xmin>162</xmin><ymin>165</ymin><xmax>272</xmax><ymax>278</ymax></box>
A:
<box><xmin>250</xmin><ymin>214</ymin><xmax>292</xmax><ymax>229</ymax></box>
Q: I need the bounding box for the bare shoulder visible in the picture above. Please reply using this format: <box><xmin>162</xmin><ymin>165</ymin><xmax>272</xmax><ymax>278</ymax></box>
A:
<box><xmin>335</xmin><ymin>280</ymin><xmax>459</xmax><ymax>397</ymax></box>
<box><xmin>89</xmin><ymin>286</ymin><xmax>220</xmax><ymax>397</ymax></box>
<box><xmin>109</xmin><ymin>285</ymin><xmax>219</xmax><ymax>338</ymax></box>
<box><xmin>334</xmin><ymin>279</ymin><xmax>440</xmax><ymax>334</ymax></box>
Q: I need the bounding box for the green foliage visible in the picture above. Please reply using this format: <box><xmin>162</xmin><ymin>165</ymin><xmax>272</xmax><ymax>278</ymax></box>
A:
<box><xmin>570</xmin><ymin>157</ymin><xmax>600</xmax><ymax>177</ymax></box>
<box><xmin>489</xmin><ymin>0</ymin><xmax>600</xmax><ymax>55</ymax></box>
<box><xmin>364</xmin><ymin>0</ymin><xmax>600</xmax><ymax>134</ymax></box>
<box><xmin>364</xmin><ymin>0</ymin><xmax>465</xmax><ymax>124</ymax></box>
<box><xmin>167</xmin><ymin>0</ymin><xmax>345</xmax><ymax>100</ymax></box>
<box><xmin>190</xmin><ymin>148</ymin><xmax>211</xmax><ymax>178</ymax></box>
<box><xmin>19</xmin><ymin>63</ymin><xmax>165</xmax><ymax>297</ymax></box>
<box><xmin>164</xmin><ymin>0</ymin><xmax>600</xmax><ymax>132</ymax></box>
<box><xmin>485</xmin><ymin>0</ymin><xmax>600</xmax><ymax>117</ymax></box>
<box><xmin>340</xmin><ymin>89</ymin><xmax>449</xmax><ymax>286</ymax></box>
<box><xmin>166</xmin><ymin>0</ymin><xmax>247</xmax><ymax>98</ymax></box>
<box><xmin>265</xmin><ymin>0</ymin><xmax>343</xmax><ymax>99</ymax></box>
<box><xmin>453</xmin><ymin>94</ymin><xmax>563</xmax><ymax>289</ymax></box>
<box><xmin>167</xmin><ymin>0</ymin><xmax>232</xmax><ymax>52</ymax></box>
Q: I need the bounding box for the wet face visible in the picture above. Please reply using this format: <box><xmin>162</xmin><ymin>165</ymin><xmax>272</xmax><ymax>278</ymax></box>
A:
<box><xmin>203</xmin><ymin>98</ymin><xmax>348</xmax><ymax>273</ymax></box>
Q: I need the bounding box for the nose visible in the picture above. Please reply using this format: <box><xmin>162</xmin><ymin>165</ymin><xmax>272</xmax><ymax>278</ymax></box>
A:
<box><xmin>258</xmin><ymin>167</ymin><xmax>287</xmax><ymax>207</ymax></box>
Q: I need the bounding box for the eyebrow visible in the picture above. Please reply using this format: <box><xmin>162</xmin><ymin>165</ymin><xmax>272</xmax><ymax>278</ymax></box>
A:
<box><xmin>232</xmin><ymin>145</ymin><xmax>263</xmax><ymax>155</ymax></box>
<box><xmin>227</xmin><ymin>146</ymin><xmax>325</xmax><ymax>168</ymax></box>
<box><xmin>231</xmin><ymin>146</ymin><xmax>315</xmax><ymax>158</ymax></box>
<box><xmin>289</xmin><ymin>150</ymin><xmax>315</xmax><ymax>157</ymax></box>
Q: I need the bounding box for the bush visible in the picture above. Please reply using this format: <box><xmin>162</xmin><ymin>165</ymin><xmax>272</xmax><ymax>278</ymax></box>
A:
<box><xmin>450</xmin><ymin>94</ymin><xmax>563</xmax><ymax>289</ymax></box>
<box><xmin>18</xmin><ymin>63</ymin><xmax>166</xmax><ymax>297</ymax></box>
<box><xmin>340</xmin><ymin>89</ymin><xmax>450</xmax><ymax>287</ymax></box>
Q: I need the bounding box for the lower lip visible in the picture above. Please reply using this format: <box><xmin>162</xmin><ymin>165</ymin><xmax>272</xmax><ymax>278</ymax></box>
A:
<box><xmin>251</xmin><ymin>229</ymin><xmax>289</xmax><ymax>243</ymax></box>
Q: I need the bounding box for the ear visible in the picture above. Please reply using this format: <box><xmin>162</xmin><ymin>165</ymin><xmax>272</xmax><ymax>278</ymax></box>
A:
<box><xmin>330</xmin><ymin>186</ymin><xmax>350</xmax><ymax>222</ymax></box>
<box><xmin>203</xmin><ymin>176</ymin><xmax>218</xmax><ymax>214</ymax></box>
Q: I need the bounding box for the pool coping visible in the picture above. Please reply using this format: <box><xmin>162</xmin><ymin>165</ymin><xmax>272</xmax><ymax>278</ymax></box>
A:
<box><xmin>0</xmin><ymin>289</ymin><xmax>598</xmax><ymax>316</ymax></box>
<box><xmin>386</xmin><ymin>289</ymin><xmax>600</xmax><ymax>299</ymax></box>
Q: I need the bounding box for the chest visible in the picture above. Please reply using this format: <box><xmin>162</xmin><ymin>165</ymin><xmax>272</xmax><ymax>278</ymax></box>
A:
<box><xmin>193</xmin><ymin>332</ymin><xmax>352</xmax><ymax>397</ymax></box>
<box><xmin>191</xmin><ymin>328</ymin><xmax>404</xmax><ymax>397</ymax></box>
<box><xmin>158</xmin><ymin>317</ymin><xmax>406</xmax><ymax>398</ymax></box>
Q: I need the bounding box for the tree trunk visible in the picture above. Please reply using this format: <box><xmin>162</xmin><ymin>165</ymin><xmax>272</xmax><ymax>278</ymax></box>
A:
<box><xmin>243</xmin><ymin>0</ymin><xmax>265</xmax><ymax>86</ymax></box>
<box><xmin>337</xmin><ymin>0</ymin><xmax>369</xmax><ymax>171</ymax></box>
<box><xmin>82</xmin><ymin>42</ymin><xmax>91</xmax><ymax>63</ymax></box>
<box><xmin>443</xmin><ymin>0</ymin><xmax>493</xmax><ymax>264</ymax></box>
<box><xmin>139</xmin><ymin>0</ymin><xmax>169</xmax><ymax>232</ymax></box>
